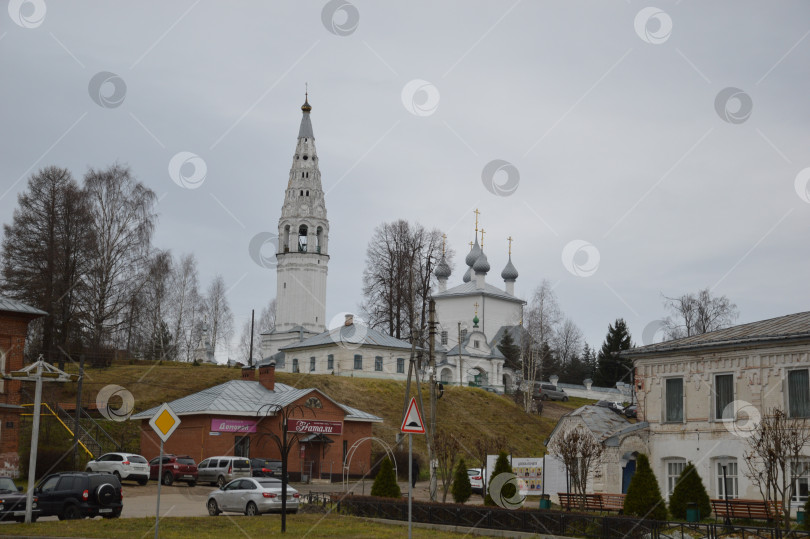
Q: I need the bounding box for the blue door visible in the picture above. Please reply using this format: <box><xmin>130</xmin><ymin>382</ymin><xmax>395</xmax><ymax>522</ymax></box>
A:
<box><xmin>622</xmin><ymin>460</ymin><xmax>636</xmax><ymax>493</ymax></box>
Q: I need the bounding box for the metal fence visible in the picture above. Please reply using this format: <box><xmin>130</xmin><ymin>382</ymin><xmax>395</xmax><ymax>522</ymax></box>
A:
<box><xmin>336</xmin><ymin>496</ymin><xmax>810</xmax><ymax>539</ymax></box>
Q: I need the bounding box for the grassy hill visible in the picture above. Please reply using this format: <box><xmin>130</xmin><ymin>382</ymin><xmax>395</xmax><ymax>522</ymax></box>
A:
<box><xmin>44</xmin><ymin>361</ymin><xmax>590</xmax><ymax>464</ymax></box>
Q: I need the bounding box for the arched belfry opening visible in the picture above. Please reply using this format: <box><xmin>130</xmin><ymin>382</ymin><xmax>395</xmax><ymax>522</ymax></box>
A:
<box><xmin>283</xmin><ymin>224</ymin><xmax>291</xmax><ymax>253</ymax></box>
<box><xmin>316</xmin><ymin>226</ymin><xmax>323</xmax><ymax>254</ymax></box>
<box><xmin>298</xmin><ymin>225</ymin><xmax>308</xmax><ymax>252</ymax></box>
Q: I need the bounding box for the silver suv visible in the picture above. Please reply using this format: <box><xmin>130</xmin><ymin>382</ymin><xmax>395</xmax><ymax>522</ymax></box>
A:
<box><xmin>197</xmin><ymin>456</ymin><xmax>252</xmax><ymax>487</ymax></box>
<box><xmin>534</xmin><ymin>383</ymin><xmax>569</xmax><ymax>401</ymax></box>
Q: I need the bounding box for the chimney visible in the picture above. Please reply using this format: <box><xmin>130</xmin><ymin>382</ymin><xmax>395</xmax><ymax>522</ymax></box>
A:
<box><xmin>258</xmin><ymin>362</ymin><xmax>276</xmax><ymax>391</ymax></box>
<box><xmin>344</xmin><ymin>314</ymin><xmax>353</xmax><ymax>326</ymax></box>
<box><xmin>241</xmin><ymin>367</ymin><xmax>255</xmax><ymax>381</ymax></box>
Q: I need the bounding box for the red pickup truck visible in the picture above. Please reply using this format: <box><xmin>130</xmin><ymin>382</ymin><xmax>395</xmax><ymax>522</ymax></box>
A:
<box><xmin>148</xmin><ymin>455</ymin><xmax>198</xmax><ymax>486</ymax></box>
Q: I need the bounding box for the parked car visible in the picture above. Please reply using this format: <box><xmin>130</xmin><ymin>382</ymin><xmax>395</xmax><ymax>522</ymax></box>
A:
<box><xmin>480</xmin><ymin>386</ymin><xmax>499</xmax><ymax>394</ymax></box>
<box><xmin>149</xmin><ymin>454</ymin><xmax>198</xmax><ymax>486</ymax></box>
<box><xmin>35</xmin><ymin>472</ymin><xmax>122</xmax><ymax>520</ymax></box>
<box><xmin>624</xmin><ymin>404</ymin><xmax>638</xmax><ymax>419</ymax></box>
<box><xmin>250</xmin><ymin>458</ymin><xmax>282</xmax><ymax>478</ymax></box>
<box><xmin>534</xmin><ymin>383</ymin><xmax>568</xmax><ymax>401</ymax></box>
<box><xmin>85</xmin><ymin>452</ymin><xmax>150</xmax><ymax>485</ymax></box>
<box><xmin>609</xmin><ymin>402</ymin><xmax>626</xmax><ymax>414</ymax></box>
<box><xmin>594</xmin><ymin>400</ymin><xmax>614</xmax><ymax>409</ymax></box>
<box><xmin>207</xmin><ymin>477</ymin><xmax>299</xmax><ymax>516</ymax></box>
<box><xmin>467</xmin><ymin>468</ymin><xmax>483</xmax><ymax>494</ymax></box>
<box><xmin>0</xmin><ymin>476</ymin><xmax>40</xmax><ymax>522</ymax></box>
<box><xmin>198</xmin><ymin>456</ymin><xmax>252</xmax><ymax>487</ymax></box>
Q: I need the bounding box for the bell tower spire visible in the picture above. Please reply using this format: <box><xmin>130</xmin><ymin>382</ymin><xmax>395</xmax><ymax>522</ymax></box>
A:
<box><xmin>265</xmin><ymin>94</ymin><xmax>330</xmax><ymax>358</ymax></box>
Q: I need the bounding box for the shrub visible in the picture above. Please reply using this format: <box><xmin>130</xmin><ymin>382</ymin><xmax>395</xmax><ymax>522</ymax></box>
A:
<box><xmin>452</xmin><ymin>458</ymin><xmax>472</xmax><ymax>504</ymax></box>
<box><xmin>668</xmin><ymin>462</ymin><xmax>710</xmax><ymax>520</ymax></box>
<box><xmin>370</xmin><ymin>457</ymin><xmax>401</xmax><ymax>498</ymax></box>
<box><xmin>624</xmin><ymin>454</ymin><xmax>667</xmax><ymax>520</ymax></box>
<box><xmin>484</xmin><ymin>451</ymin><xmax>513</xmax><ymax>506</ymax></box>
<box><xmin>804</xmin><ymin>495</ymin><xmax>810</xmax><ymax>530</ymax></box>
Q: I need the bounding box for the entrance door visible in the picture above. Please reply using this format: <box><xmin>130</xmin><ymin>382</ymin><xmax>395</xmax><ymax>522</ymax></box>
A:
<box><xmin>621</xmin><ymin>460</ymin><xmax>636</xmax><ymax>493</ymax></box>
<box><xmin>304</xmin><ymin>443</ymin><xmax>321</xmax><ymax>479</ymax></box>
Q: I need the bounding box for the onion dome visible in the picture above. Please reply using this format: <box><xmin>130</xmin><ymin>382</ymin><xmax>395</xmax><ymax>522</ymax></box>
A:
<box><xmin>462</xmin><ymin>266</ymin><xmax>472</xmax><ymax>283</ymax></box>
<box><xmin>501</xmin><ymin>254</ymin><xmax>519</xmax><ymax>281</ymax></box>
<box><xmin>434</xmin><ymin>255</ymin><xmax>451</xmax><ymax>279</ymax></box>
<box><xmin>301</xmin><ymin>94</ymin><xmax>312</xmax><ymax>112</ymax></box>
<box><xmin>473</xmin><ymin>314</ymin><xmax>480</xmax><ymax>327</ymax></box>
<box><xmin>473</xmin><ymin>251</ymin><xmax>490</xmax><ymax>273</ymax></box>
<box><xmin>465</xmin><ymin>238</ymin><xmax>482</xmax><ymax>267</ymax></box>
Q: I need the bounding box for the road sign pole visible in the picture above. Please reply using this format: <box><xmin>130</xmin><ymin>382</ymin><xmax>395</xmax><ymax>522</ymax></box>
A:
<box><xmin>408</xmin><ymin>432</ymin><xmax>412</xmax><ymax>539</ymax></box>
<box><xmin>155</xmin><ymin>438</ymin><xmax>163</xmax><ymax>539</ymax></box>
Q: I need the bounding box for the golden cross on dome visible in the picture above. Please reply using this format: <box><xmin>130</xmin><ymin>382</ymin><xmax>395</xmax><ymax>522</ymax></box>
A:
<box><xmin>469</xmin><ymin>241</ymin><xmax>473</xmax><ymax>250</ymax></box>
<box><xmin>480</xmin><ymin>228</ymin><xmax>485</xmax><ymax>249</ymax></box>
<box><xmin>508</xmin><ymin>236</ymin><xmax>513</xmax><ymax>255</ymax></box>
<box><xmin>474</xmin><ymin>301</ymin><xmax>479</xmax><ymax>316</ymax></box>
<box><xmin>474</xmin><ymin>208</ymin><xmax>480</xmax><ymax>233</ymax></box>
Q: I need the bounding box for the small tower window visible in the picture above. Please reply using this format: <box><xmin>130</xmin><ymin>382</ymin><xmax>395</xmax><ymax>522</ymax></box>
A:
<box><xmin>306</xmin><ymin>190</ymin><xmax>309</xmax><ymax>196</ymax></box>
<box><xmin>300</xmin><ymin>190</ymin><xmax>303</xmax><ymax>196</ymax></box>
<box><xmin>303</xmin><ymin>155</ymin><xmax>309</xmax><ymax>160</ymax></box>
<box><xmin>474</xmin><ymin>340</ymin><xmax>480</xmax><ymax>349</ymax></box>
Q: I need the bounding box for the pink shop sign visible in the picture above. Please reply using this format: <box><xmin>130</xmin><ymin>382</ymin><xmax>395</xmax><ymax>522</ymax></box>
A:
<box><xmin>211</xmin><ymin>419</ymin><xmax>257</xmax><ymax>433</ymax></box>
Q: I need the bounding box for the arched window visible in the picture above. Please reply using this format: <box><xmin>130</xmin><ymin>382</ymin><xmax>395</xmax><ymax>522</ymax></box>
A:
<box><xmin>298</xmin><ymin>225</ymin><xmax>308</xmax><ymax>252</ymax></box>
<box><xmin>283</xmin><ymin>224</ymin><xmax>290</xmax><ymax>253</ymax></box>
<box><xmin>292</xmin><ymin>358</ymin><xmax>299</xmax><ymax>373</ymax></box>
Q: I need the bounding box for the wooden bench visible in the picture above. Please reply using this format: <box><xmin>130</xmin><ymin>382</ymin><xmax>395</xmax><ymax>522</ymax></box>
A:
<box><xmin>558</xmin><ymin>492</ymin><xmax>625</xmax><ymax>513</ymax></box>
<box><xmin>710</xmin><ymin>499</ymin><xmax>783</xmax><ymax>522</ymax></box>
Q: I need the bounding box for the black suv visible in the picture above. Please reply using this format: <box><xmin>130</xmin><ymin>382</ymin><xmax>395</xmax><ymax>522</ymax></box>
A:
<box><xmin>0</xmin><ymin>476</ymin><xmax>40</xmax><ymax>522</ymax></box>
<box><xmin>35</xmin><ymin>472</ymin><xmax>122</xmax><ymax>520</ymax></box>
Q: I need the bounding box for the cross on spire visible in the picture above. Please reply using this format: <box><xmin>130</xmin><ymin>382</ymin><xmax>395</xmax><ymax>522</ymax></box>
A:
<box><xmin>508</xmin><ymin>236</ymin><xmax>513</xmax><ymax>255</ymax></box>
<box><xmin>474</xmin><ymin>301</ymin><xmax>479</xmax><ymax>315</ymax></box>
<box><xmin>480</xmin><ymin>228</ymin><xmax>485</xmax><ymax>249</ymax></box>
<box><xmin>442</xmin><ymin>233</ymin><xmax>446</xmax><ymax>256</ymax></box>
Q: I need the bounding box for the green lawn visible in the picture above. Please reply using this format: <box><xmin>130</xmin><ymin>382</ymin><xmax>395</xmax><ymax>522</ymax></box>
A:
<box><xmin>0</xmin><ymin>514</ymin><xmax>501</xmax><ymax>538</ymax></box>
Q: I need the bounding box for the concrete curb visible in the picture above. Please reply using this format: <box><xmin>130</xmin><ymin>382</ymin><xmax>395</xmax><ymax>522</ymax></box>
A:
<box><xmin>360</xmin><ymin>516</ymin><xmax>573</xmax><ymax>538</ymax></box>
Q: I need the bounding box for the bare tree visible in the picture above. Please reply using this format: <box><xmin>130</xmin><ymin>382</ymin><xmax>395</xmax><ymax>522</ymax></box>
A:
<box><xmin>258</xmin><ymin>298</ymin><xmax>277</xmax><ymax>334</ymax></box>
<box><xmin>140</xmin><ymin>251</ymin><xmax>174</xmax><ymax>360</ymax></box>
<box><xmin>81</xmin><ymin>164</ymin><xmax>157</xmax><ymax>349</ymax></box>
<box><xmin>1</xmin><ymin>166</ymin><xmax>93</xmax><ymax>362</ymax></box>
<box><xmin>554</xmin><ymin>318</ymin><xmax>583</xmax><ymax>365</ymax></box>
<box><xmin>205</xmin><ymin>274</ymin><xmax>233</xmax><ymax>356</ymax></box>
<box><xmin>520</xmin><ymin>280</ymin><xmax>561</xmax><ymax>412</ymax></box>
<box><xmin>663</xmin><ymin>288</ymin><xmax>739</xmax><ymax>339</ymax></box>
<box><xmin>743</xmin><ymin>408</ymin><xmax>810</xmax><ymax>529</ymax></box>
<box><xmin>434</xmin><ymin>429</ymin><xmax>462</xmax><ymax>502</ymax></box>
<box><xmin>361</xmin><ymin>219</ymin><xmax>453</xmax><ymax>346</ymax></box>
<box><xmin>549</xmin><ymin>425</ymin><xmax>604</xmax><ymax>506</ymax></box>
<box><xmin>168</xmin><ymin>253</ymin><xmax>202</xmax><ymax>361</ymax></box>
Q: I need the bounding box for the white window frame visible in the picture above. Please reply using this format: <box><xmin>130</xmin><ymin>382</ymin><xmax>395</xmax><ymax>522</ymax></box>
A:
<box><xmin>353</xmin><ymin>355</ymin><xmax>362</xmax><ymax>370</ymax></box>
<box><xmin>663</xmin><ymin>376</ymin><xmax>685</xmax><ymax>424</ymax></box>
<box><xmin>309</xmin><ymin>357</ymin><xmax>316</xmax><ymax>372</ymax></box>
<box><xmin>715</xmin><ymin>460</ymin><xmax>739</xmax><ymax>500</ymax></box>
<box><xmin>327</xmin><ymin>354</ymin><xmax>334</xmax><ymax>370</ymax></box>
<box><xmin>374</xmin><ymin>356</ymin><xmax>383</xmax><ymax>372</ymax></box>
<box><xmin>665</xmin><ymin>458</ymin><xmax>687</xmax><ymax>496</ymax></box>
<box><xmin>713</xmin><ymin>372</ymin><xmax>735</xmax><ymax>422</ymax></box>
<box><xmin>396</xmin><ymin>358</ymin><xmax>405</xmax><ymax>374</ymax></box>
<box><xmin>791</xmin><ymin>460</ymin><xmax>810</xmax><ymax>503</ymax></box>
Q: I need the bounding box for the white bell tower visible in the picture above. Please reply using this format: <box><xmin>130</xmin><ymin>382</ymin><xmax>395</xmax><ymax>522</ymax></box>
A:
<box><xmin>264</xmin><ymin>95</ymin><xmax>329</xmax><ymax>358</ymax></box>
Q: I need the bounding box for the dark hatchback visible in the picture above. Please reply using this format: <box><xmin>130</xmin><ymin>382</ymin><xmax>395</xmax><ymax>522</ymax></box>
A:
<box><xmin>250</xmin><ymin>458</ymin><xmax>282</xmax><ymax>478</ymax></box>
<box><xmin>36</xmin><ymin>472</ymin><xmax>122</xmax><ymax>520</ymax></box>
<box><xmin>0</xmin><ymin>477</ymin><xmax>40</xmax><ymax>522</ymax></box>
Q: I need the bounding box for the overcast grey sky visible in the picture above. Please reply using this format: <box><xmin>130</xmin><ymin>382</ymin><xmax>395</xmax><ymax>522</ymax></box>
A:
<box><xmin>2</xmin><ymin>1</ymin><xmax>809</xmax><ymax>358</ymax></box>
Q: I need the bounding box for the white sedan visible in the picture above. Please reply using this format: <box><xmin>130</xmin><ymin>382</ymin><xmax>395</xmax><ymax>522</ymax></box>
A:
<box><xmin>206</xmin><ymin>477</ymin><xmax>300</xmax><ymax>516</ymax></box>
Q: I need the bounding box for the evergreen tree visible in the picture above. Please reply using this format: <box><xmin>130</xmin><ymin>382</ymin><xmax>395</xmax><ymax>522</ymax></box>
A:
<box><xmin>451</xmin><ymin>458</ymin><xmax>472</xmax><ymax>504</ymax></box>
<box><xmin>592</xmin><ymin>319</ymin><xmax>633</xmax><ymax>387</ymax></box>
<box><xmin>485</xmin><ymin>451</ymin><xmax>514</xmax><ymax>506</ymax></box>
<box><xmin>624</xmin><ymin>454</ymin><xmax>667</xmax><ymax>520</ymax></box>
<box><xmin>582</xmin><ymin>343</ymin><xmax>596</xmax><ymax>378</ymax></box>
<box><xmin>497</xmin><ymin>331</ymin><xmax>521</xmax><ymax>371</ymax></box>
<box><xmin>668</xmin><ymin>462</ymin><xmax>710</xmax><ymax>520</ymax></box>
<box><xmin>560</xmin><ymin>353</ymin><xmax>589</xmax><ymax>384</ymax></box>
<box><xmin>539</xmin><ymin>341</ymin><xmax>559</xmax><ymax>382</ymax></box>
<box><xmin>371</xmin><ymin>457</ymin><xmax>401</xmax><ymax>498</ymax></box>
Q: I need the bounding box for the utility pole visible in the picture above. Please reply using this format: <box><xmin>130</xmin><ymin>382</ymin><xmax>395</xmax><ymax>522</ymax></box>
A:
<box><xmin>72</xmin><ymin>354</ymin><xmax>85</xmax><ymax>468</ymax></box>
<box><xmin>248</xmin><ymin>309</ymin><xmax>255</xmax><ymax>367</ymax></box>
<box><xmin>428</xmin><ymin>299</ymin><xmax>437</xmax><ymax>501</ymax></box>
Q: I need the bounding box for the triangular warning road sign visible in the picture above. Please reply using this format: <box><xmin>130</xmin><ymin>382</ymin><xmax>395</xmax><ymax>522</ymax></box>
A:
<box><xmin>400</xmin><ymin>396</ymin><xmax>425</xmax><ymax>434</ymax></box>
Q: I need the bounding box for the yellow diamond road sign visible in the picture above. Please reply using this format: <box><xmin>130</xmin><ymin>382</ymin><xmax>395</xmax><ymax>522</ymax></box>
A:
<box><xmin>149</xmin><ymin>403</ymin><xmax>181</xmax><ymax>442</ymax></box>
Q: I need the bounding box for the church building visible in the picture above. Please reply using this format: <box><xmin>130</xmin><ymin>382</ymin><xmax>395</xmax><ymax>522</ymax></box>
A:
<box><xmin>258</xmin><ymin>98</ymin><xmax>525</xmax><ymax>393</ymax></box>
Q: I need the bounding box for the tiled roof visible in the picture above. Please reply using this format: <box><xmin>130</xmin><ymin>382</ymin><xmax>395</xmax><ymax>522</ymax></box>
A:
<box><xmin>623</xmin><ymin>311</ymin><xmax>810</xmax><ymax>357</ymax></box>
<box><xmin>130</xmin><ymin>380</ymin><xmax>382</xmax><ymax>423</ymax></box>
<box><xmin>432</xmin><ymin>281</ymin><xmax>526</xmax><ymax>304</ymax></box>
<box><xmin>279</xmin><ymin>324</ymin><xmax>414</xmax><ymax>352</ymax></box>
<box><xmin>546</xmin><ymin>405</ymin><xmax>631</xmax><ymax>445</ymax></box>
<box><xmin>0</xmin><ymin>297</ymin><xmax>47</xmax><ymax>316</ymax></box>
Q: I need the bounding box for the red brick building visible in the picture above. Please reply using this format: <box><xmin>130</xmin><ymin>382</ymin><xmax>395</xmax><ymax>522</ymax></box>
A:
<box><xmin>132</xmin><ymin>363</ymin><xmax>382</xmax><ymax>481</ymax></box>
<box><xmin>0</xmin><ymin>298</ymin><xmax>46</xmax><ymax>477</ymax></box>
